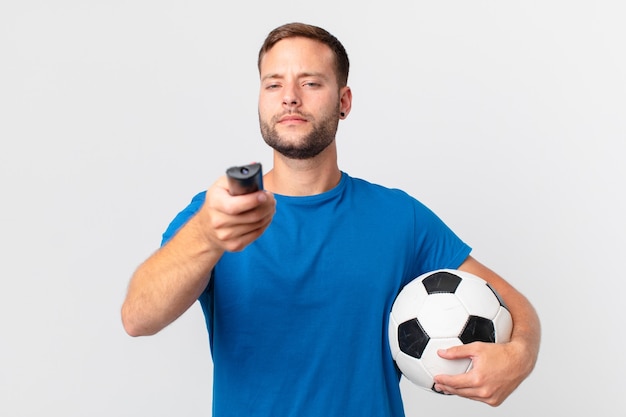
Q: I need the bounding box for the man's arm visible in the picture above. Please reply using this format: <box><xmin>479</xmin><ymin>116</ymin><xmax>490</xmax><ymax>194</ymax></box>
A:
<box><xmin>433</xmin><ymin>256</ymin><xmax>541</xmax><ymax>406</ymax></box>
<box><xmin>121</xmin><ymin>177</ymin><xmax>276</xmax><ymax>337</ymax></box>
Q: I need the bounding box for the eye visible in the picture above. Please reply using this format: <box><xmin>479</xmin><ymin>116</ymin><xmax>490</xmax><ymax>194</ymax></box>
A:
<box><xmin>303</xmin><ymin>82</ymin><xmax>320</xmax><ymax>88</ymax></box>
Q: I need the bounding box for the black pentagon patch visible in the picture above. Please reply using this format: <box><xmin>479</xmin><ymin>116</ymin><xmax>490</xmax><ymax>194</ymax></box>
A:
<box><xmin>460</xmin><ymin>316</ymin><xmax>496</xmax><ymax>344</ymax></box>
<box><xmin>398</xmin><ymin>318</ymin><xmax>430</xmax><ymax>359</ymax></box>
<box><xmin>422</xmin><ymin>271</ymin><xmax>462</xmax><ymax>294</ymax></box>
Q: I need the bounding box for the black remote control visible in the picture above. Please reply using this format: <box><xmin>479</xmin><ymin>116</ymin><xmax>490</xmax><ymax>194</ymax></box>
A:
<box><xmin>226</xmin><ymin>163</ymin><xmax>264</xmax><ymax>195</ymax></box>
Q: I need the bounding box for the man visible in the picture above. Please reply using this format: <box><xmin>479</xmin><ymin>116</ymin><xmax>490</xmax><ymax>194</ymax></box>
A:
<box><xmin>122</xmin><ymin>22</ymin><xmax>540</xmax><ymax>416</ymax></box>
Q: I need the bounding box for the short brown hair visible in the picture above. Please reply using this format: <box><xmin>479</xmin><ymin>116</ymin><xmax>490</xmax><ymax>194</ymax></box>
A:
<box><xmin>258</xmin><ymin>22</ymin><xmax>350</xmax><ymax>87</ymax></box>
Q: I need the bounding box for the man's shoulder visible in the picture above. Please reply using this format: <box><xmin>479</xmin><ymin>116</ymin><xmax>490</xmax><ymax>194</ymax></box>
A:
<box><xmin>344</xmin><ymin>173</ymin><xmax>413</xmax><ymax>200</ymax></box>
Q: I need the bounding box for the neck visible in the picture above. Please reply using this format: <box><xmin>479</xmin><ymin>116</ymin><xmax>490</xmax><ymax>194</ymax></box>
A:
<box><xmin>263</xmin><ymin>142</ymin><xmax>341</xmax><ymax>196</ymax></box>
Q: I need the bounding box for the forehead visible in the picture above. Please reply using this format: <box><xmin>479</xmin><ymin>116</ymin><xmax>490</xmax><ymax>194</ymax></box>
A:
<box><xmin>260</xmin><ymin>37</ymin><xmax>335</xmax><ymax>77</ymax></box>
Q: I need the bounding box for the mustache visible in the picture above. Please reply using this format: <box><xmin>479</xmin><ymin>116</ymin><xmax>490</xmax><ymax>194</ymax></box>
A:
<box><xmin>273</xmin><ymin>111</ymin><xmax>311</xmax><ymax>122</ymax></box>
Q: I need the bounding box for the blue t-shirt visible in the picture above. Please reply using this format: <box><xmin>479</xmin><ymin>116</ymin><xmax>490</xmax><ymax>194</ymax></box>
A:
<box><xmin>162</xmin><ymin>173</ymin><xmax>471</xmax><ymax>417</ymax></box>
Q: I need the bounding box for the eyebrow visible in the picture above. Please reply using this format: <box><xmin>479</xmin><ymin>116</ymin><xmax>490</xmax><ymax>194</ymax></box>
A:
<box><xmin>261</xmin><ymin>72</ymin><xmax>329</xmax><ymax>82</ymax></box>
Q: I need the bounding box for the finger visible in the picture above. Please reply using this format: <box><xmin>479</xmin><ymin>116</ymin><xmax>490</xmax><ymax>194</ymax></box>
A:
<box><xmin>219</xmin><ymin>213</ymin><xmax>275</xmax><ymax>252</ymax></box>
<box><xmin>433</xmin><ymin>383</ymin><xmax>480</xmax><ymax>400</ymax></box>
<box><xmin>211</xmin><ymin>182</ymin><xmax>274</xmax><ymax>216</ymax></box>
<box><xmin>437</xmin><ymin>345</ymin><xmax>469</xmax><ymax>360</ymax></box>
<box><xmin>212</xmin><ymin>202</ymin><xmax>274</xmax><ymax>236</ymax></box>
<box><xmin>433</xmin><ymin>369</ymin><xmax>493</xmax><ymax>402</ymax></box>
<box><xmin>434</xmin><ymin>381</ymin><xmax>501</xmax><ymax>406</ymax></box>
<box><xmin>434</xmin><ymin>371</ymin><xmax>473</xmax><ymax>390</ymax></box>
<box><xmin>432</xmin><ymin>376</ymin><xmax>475</xmax><ymax>399</ymax></box>
<box><xmin>221</xmin><ymin>192</ymin><xmax>268</xmax><ymax>215</ymax></box>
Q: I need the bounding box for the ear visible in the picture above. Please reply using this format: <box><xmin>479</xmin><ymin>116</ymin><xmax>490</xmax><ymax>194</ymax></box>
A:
<box><xmin>339</xmin><ymin>86</ymin><xmax>352</xmax><ymax>119</ymax></box>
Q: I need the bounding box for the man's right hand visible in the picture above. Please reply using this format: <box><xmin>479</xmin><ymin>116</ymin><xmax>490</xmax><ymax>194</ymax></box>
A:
<box><xmin>198</xmin><ymin>175</ymin><xmax>276</xmax><ymax>253</ymax></box>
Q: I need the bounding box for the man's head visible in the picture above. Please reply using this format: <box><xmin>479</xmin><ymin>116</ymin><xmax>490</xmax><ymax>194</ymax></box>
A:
<box><xmin>259</xmin><ymin>22</ymin><xmax>349</xmax><ymax>89</ymax></box>
<box><xmin>257</xmin><ymin>23</ymin><xmax>352</xmax><ymax>160</ymax></box>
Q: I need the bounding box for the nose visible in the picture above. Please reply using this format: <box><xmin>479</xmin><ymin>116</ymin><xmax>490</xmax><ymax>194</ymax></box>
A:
<box><xmin>282</xmin><ymin>84</ymin><xmax>301</xmax><ymax>109</ymax></box>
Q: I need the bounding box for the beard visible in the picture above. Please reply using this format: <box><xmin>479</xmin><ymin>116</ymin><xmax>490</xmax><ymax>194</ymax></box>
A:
<box><xmin>259</xmin><ymin>110</ymin><xmax>339</xmax><ymax>160</ymax></box>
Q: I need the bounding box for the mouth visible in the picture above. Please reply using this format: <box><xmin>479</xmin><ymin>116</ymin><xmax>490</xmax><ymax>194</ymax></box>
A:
<box><xmin>278</xmin><ymin>114</ymin><xmax>308</xmax><ymax>124</ymax></box>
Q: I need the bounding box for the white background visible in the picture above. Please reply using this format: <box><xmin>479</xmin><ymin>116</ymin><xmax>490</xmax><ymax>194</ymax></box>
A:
<box><xmin>1</xmin><ymin>1</ymin><xmax>624</xmax><ymax>416</ymax></box>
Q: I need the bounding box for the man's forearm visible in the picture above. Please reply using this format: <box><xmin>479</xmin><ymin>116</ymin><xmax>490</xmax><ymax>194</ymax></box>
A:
<box><xmin>121</xmin><ymin>215</ymin><xmax>223</xmax><ymax>336</ymax></box>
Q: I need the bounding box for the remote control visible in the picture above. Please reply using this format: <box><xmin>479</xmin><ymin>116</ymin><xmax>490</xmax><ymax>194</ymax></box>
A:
<box><xmin>226</xmin><ymin>163</ymin><xmax>264</xmax><ymax>195</ymax></box>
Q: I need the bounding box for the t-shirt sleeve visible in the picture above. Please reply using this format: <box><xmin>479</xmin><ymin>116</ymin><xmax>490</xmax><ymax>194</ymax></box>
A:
<box><xmin>160</xmin><ymin>191</ymin><xmax>207</xmax><ymax>247</ymax></box>
<box><xmin>409</xmin><ymin>197</ymin><xmax>472</xmax><ymax>282</ymax></box>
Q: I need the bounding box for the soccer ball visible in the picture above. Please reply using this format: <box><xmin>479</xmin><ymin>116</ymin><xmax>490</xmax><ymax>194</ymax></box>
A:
<box><xmin>388</xmin><ymin>269</ymin><xmax>513</xmax><ymax>393</ymax></box>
